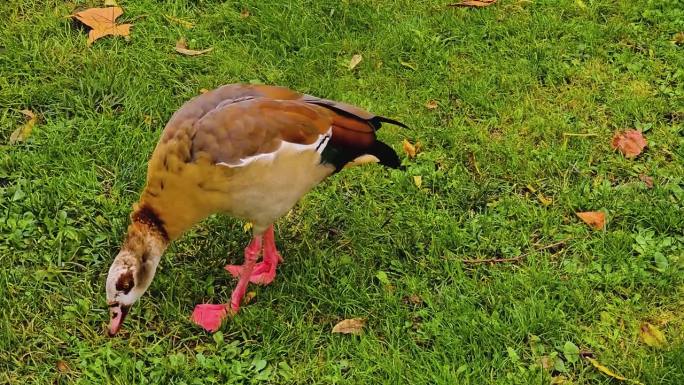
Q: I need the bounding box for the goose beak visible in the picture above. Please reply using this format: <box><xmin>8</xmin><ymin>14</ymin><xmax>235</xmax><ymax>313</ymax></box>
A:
<box><xmin>107</xmin><ymin>303</ymin><xmax>130</xmax><ymax>337</ymax></box>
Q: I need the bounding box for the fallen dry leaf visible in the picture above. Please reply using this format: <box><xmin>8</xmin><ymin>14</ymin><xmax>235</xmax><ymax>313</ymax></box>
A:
<box><xmin>448</xmin><ymin>0</ymin><xmax>497</xmax><ymax>7</ymax></box>
<box><xmin>611</xmin><ymin>130</ymin><xmax>647</xmax><ymax>158</ymax></box>
<box><xmin>403</xmin><ymin>139</ymin><xmax>417</xmax><ymax>159</ymax></box>
<box><xmin>585</xmin><ymin>357</ymin><xmax>627</xmax><ymax>381</ymax></box>
<box><xmin>576</xmin><ymin>211</ymin><xmax>605</xmax><ymax>230</ymax></box>
<box><xmin>104</xmin><ymin>0</ymin><xmax>118</xmax><ymax>6</ymax></box>
<box><xmin>199</xmin><ymin>88</ymin><xmax>210</xmax><ymax>94</ymax></box>
<box><xmin>399</xmin><ymin>59</ymin><xmax>416</xmax><ymax>70</ymax></box>
<box><xmin>537</xmin><ymin>192</ymin><xmax>553</xmax><ymax>206</ymax></box>
<box><xmin>9</xmin><ymin>110</ymin><xmax>37</xmax><ymax>144</ymax></box>
<box><xmin>348</xmin><ymin>54</ymin><xmax>363</xmax><ymax>70</ymax></box>
<box><xmin>164</xmin><ymin>14</ymin><xmax>194</xmax><ymax>29</ymax></box>
<box><xmin>550</xmin><ymin>376</ymin><xmax>567</xmax><ymax>385</ymax></box>
<box><xmin>639</xmin><ymin>174</ymin><xmax>654</xmax><ymax>188</ymax></box>
<box><xmin>56</xmin><ymin>360</ymin><xmax>70</xmax><ymax>373</ymax></box>
<box><xmin>404</xmin><ymin>294</ymin><xmax>423</xmax><ymax>306</ymax></box>
<box><xmin>640</xmin><ymin>322</ymin><xmax>667</xmax><ymax>348</ymax></box>
<box><xmin>240</xmin><ymin>9</ymin><xmax>250</xmax><ymax>18</ymax></box>
<box><xmin>332</xmin><ymin>318</ymin><xmax>366</xmax><ymax>335</ymax></box>
<box><xmin>672</xmin><ymin>32</ymin><xmax>684</xmax><ymax>45</ymax></box>
<box><xmin>175</xmin><ymin>38</ymin><xmax>213</xmax><ymax>56</ymax></box>
<box><xmin>243</xmin><ymin>291</ymin><xmax>256</xmax><ymax>305</ymax></box>
<box><xmin>425</xmin><ymin>100</ymin><xmax>438</xmax><ymax>109</ymax></box>
<box><xmin>243</xmin><ymin>222</ymin><xmax>253</xmax><ymax>232</ymax></box>
<box><xmin>72</xmin><ymin>7</ymin><xmax>132</xmax><ymax>46</ymax></box>
<box><xmin>413</xmin><ymin>175</ymin><xmax>423</xmax><ymax>188</ymax></box>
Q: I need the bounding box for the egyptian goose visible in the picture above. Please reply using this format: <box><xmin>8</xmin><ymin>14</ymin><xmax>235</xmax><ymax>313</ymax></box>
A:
<box><xmin>105</xmin><ymin>84</ymin><xmax>405</xmax><ymax>336</ymax></box>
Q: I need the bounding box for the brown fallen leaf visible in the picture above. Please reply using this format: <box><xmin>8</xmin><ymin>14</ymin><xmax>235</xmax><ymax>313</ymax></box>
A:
<box><xmin>403</xmin><ymin>294</ymin><xmax>423</xmax><ymax>306</ymax></box>
<box><xmin>639</xmin><ymin>174</ymin><xmax>654</xmax><ymax>188</ymax></box>
<box><xmin>332</xmin><ymin>318</ymin><xmax>366</xmax><ymax>335</ymax></box>
<box><xmin>164</xmin><ymin>14</ymin><xmax>194</xmax><ymax>29</ymax></box>
<box><xmin>611</xmin><ymin>130</ymin><xmax>647</xmax><ymax>158</ymax></box>
<box><xmin>240</xmin><ymin>9</ymin><xmax>250</xmax><ymax>18</ymax></box>
<box><xmin>402</xmin><ymin>139</ymin><xmax>417</xmax><ymax>159</ymax></box>
<box><xmin>348</xmin><ymin>54</ymin><xmax>363</xmax><ymax>70</ymax></box>
<box><xmin>640</xmin><ymin>322</ymin><xmax>667</xmax><ymax>348</ymax></box>
<box><xmin>448</xmin><ymin>0</ymin><xmax>497</xmax><ymax>8</ymax></box>
<box><xmin>585</xmin><ymin>357</ymin><xmax>627</xmax><ymax>381</ymax></box>
<box><xmin>72</xmin><ymin>7</ymin><xmax>132</xmax><ymax>46</ymax></box>
<box><xmin>175</xmin><ymin>38</ymin><xmax>213</xmax><ymax>56</ymax></box>
<box><xmin>56</xmin><ymin>360</ymin><xmax>70</xmax><ymax>373</ymax></box>
<box><xmin>425</xmin><ymin>100</ymin><xmax>438</xmax><ymax>110</ymax></box>
<box><xmin>9</xmin><ymin>110</ymin><xmax>37</xmax><ymax>144</ymax></box>
<box><xmin>576</xmin><ymin>211</ymin><xmax>605</xmax><ymax>230</ymax></box>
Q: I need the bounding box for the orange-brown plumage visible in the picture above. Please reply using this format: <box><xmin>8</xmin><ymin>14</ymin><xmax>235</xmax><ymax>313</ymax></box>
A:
<box><xmin>106</xmin><ymin>83</ymin><xmax>405</xmax><ymax>335</ymax></box>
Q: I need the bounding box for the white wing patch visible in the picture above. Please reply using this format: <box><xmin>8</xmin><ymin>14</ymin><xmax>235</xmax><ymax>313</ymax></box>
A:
<box><xmin>218</xmin><ymin>127</ymin><xmax>332</xmax><ymax>168</ymax></box>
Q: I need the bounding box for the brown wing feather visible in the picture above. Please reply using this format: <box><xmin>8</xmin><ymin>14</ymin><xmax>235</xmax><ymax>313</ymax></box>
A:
<box><xmin>191</xmin><ymin>98</ymin><xmax>334</xmax><ymax>165</ymax></box>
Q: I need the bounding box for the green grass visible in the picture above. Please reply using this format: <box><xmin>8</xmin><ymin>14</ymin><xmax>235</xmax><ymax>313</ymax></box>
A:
<box><xmin>1</xmin><ymin>0</ymin><xmax>683</xmax><ymax>383</ymax></box>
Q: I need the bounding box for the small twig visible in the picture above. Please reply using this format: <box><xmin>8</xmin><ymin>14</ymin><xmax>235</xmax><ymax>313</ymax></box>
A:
<box><xmin>563</xmin><ymin>132</ymin><xmax>598</xmax><ymax>137</ymax></box>
<box><xmin>461</xmin><ymin>239</ymin><xmax>570</xmax><ymax>265</ymax></box>
<box><xmin>462</xmin><ymin>256</ymin><xmax>522</xmax><ymax>264</ymax></box>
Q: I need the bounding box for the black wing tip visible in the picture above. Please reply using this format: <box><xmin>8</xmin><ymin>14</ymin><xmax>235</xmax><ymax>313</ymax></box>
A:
<box><xmin>372</xmin><ymin>116</ymin><xmax>409</xmax><ymax>130</ymax></box>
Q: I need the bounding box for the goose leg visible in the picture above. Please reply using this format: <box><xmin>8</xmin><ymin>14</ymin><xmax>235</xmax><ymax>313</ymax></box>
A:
<box><xmin>191</xmin><ymin>235</ymin><xmax>262</xmax><ymax>332</ymax></box>
<box><xmin>225</xmin><ymin>225</ymin><xmax>282</xmax><ymax>285</ymax></box>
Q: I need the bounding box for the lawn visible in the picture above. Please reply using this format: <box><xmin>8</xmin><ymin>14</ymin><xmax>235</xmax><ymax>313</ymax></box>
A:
<box><xmin>1</xmin><ymin>0</ymin><xmax>683</xmax><ymax>383</ymax></box>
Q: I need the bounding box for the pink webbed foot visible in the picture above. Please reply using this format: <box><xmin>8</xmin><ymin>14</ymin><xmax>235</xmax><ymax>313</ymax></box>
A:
<box><xmin>191</xmin><ymin>304</ymin><xmax>231</xmax><ymax>332</ymax></box>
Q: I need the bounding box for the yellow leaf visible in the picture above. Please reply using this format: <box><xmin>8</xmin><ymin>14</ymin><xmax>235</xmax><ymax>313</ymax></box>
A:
<box><xmin>402</xmin><ymin>139</ymin><xmax>417</xmax><ymax>159</ymax></box>
<box><xmin>537</xmin><ymin>193</ymin><xmax>553</xmax><ymax>206</ymax></box>
<box><xmin>9</xmin><ymin>110</ymin><xmax>37</xmax><ymax>144</ymax></box>
<box><xmin>71</xmin><ymin>7</ymin><xmax>132</xmax><ymax>46</ymax></box>
<box><xmin>585</xmin><ymin>358</ymin><xmax>627</xmax><ymax>381</ymax></box>
<box><xmin>104</xmin><ymin>0</ymin><xmax>118</xmax><ymax>6</ymax></box>
<box><xmin>640</xmin><ymin>322</ymin><xmax>667</xmax><ymax>348</ymax></box>
<box><xmin>550</xmin><ymin>376</ymin><xmax>567</xmax><ymax>385</ymax></box>
<box><xmin>673</xmin><ymin>32</ymin><xmax>684</xmax><ymax>45</ymax></box>
<box><xmin>425</xmin><ymin>100</ymin><xmax>438</xmax><ymax>109</ymax></box>
<box><xmin>243</xmin><ymin>291</ymin><xmax>256</xmax><ymax>304</ymax></box>
<box><xmin>332</xmin><ymin>318</ymin><xmax>366</xmax><ymax>335</ymax></box>
<box><xmin>399</xmin><ymin>59</ymin><xmax>416</xmax><ymax>70</ymax></box>
<box><xmin>175</xmin><ymin>38</ymin><xmax>213</xmax><ymax>56</ymax></box>
<box><xmin>164</xmin><ymin>14</ymin><xmax>194</xmax><ymax>29</ymax></box>
<box><xmin>344</xmin><ymin>154</ymin><xmax>380</xmax><ymax>168</ymax></box>
<box><xmin>199</xmin><ymin>88</ymin><xmax>210</xmax><ymax>94</ymax></box>
<box><xmin>413</xmin><ymin>175</ymin><xmax>423</xmax><ymax>188</ymax></box>
<box><xmin>243</xmin><ymin>222</ymin><xmax>253</xmax><ymax>232</ymax></box>
<box><xmin>348</xmin><ymin>54</ymin><xmax>363</xmax><ymax>70</ymax></box>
